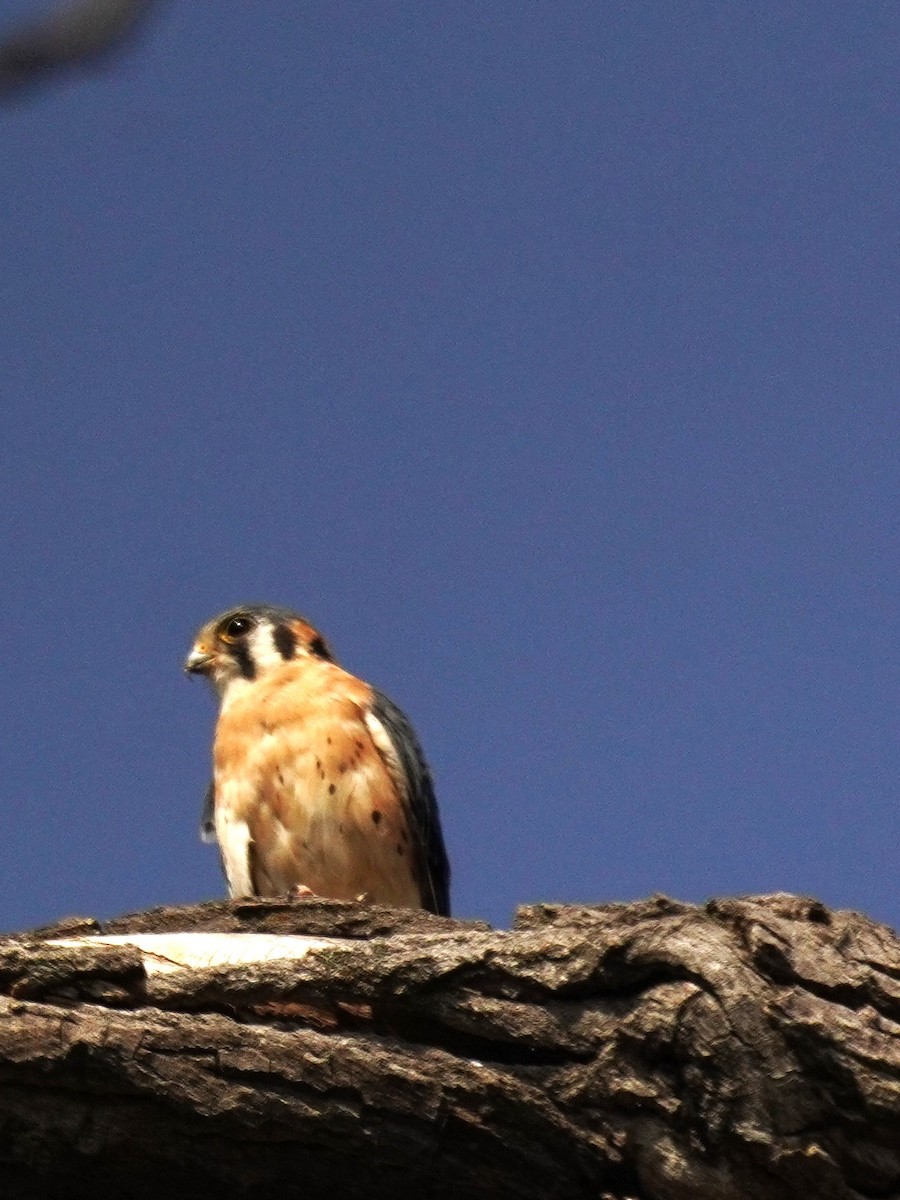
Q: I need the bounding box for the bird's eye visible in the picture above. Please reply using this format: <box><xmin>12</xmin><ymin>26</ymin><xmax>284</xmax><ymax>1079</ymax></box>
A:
<box><xmin>220</xmin><ymin>615</ymin><xmax>254</xmax><ymax>643</ymax></box>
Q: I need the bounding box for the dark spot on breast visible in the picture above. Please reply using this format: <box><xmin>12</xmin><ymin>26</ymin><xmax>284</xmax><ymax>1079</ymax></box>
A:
<box><xmin>400</xmin><ymin>828</ymin><xmax>409</xmax><ymax>843</ymax></box>
<box><xmin>261</xmin><ymin>719</ymin><xmax>273</xmax><ymax>733</ymax></box>
<box><xmin>356</xmin><ymin>740</ymin><xmax>364</xmax><ymax>751</ymax></box>
<box><xmin>396</xmin><ymin>844</ymin><xmax>404</xmax><ymax>856</ymax></box>
<box><xmin>326</xmin><ymin>737</ymin><xmax>333</xmax><ymax>745</ymax></box>
<box><xmin>338</xmin><ymin>762</ymin><xmax>347</xmax><ymax>774</ymax></box>
<box><xmin>371</xmin><ymin>810</ymin><xmax>382</xmax><ymax>825</ymax></box>
<box><xmin>273</xmin><ymin>623</ymin><xmax>296</xmax><ymax>660</ymax></box>
<box><xmin>339</xmin><ymin>823</ymin><xmax>345</xmax><ymax>834</ymax></box>
<box><xmin>328</xmin><ymin>784</ymin><xmax>336</xmax><ymax>795</ymax></box>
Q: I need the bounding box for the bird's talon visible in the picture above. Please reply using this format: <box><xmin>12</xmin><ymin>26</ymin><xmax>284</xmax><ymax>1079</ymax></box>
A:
<box><xmin>288</xmin><ymin>884</ymin><xmax>316</xmax><ymax>900</ymax></box>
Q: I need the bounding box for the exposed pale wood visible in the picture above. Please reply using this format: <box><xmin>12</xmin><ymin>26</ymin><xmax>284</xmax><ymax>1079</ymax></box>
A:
<box><xmin>0</xmin><ymin>893</ymin><xmax>898</xmax><ymax>1199</ymax></box>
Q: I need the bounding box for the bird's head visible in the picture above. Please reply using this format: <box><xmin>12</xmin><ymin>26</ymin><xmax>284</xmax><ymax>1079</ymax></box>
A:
<box><xmin>184</xmin><ymin>604</ymin><xmax>336</xmax><ymax>697</ymax></box>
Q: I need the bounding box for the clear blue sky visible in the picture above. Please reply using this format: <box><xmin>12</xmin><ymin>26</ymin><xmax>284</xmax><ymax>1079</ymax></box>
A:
<box><xmin>1</xmin><ymin>2</ymin><xmax>897</xmax><ymax>932</ymax></box>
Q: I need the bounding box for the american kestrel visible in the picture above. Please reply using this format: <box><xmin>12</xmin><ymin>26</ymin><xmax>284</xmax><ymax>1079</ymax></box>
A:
<box><xmin>185</xmin><ymin>605</ymin><xmax>451</xmax><ymax>916</ymax></box>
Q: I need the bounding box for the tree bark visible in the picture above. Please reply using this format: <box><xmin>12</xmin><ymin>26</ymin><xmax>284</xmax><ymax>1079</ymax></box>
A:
<box><xmin>0</xmin><ymin>892</ymin><xmax>898</xmax><ymax>1199</ymax></box>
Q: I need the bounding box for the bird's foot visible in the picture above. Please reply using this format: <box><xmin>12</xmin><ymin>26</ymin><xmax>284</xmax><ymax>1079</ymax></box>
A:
<box><xmin>287</xmin><ymin>884</ymin><xmax>316</xmax><ymax>901</ymax></box>
<box><xmin>354</xmin><ymin>891</ymin><xmax>371</xmax><ymax>904</ymax></box>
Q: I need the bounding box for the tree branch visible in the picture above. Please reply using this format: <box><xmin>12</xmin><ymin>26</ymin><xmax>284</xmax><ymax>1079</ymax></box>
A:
<box><xmin>0</xmin><ymin>0</ymin><xmax>162</xmax><ymax>95</ymax></box>
<box><xmin>1</xmin><ymin>893</ymin><xmax>898</xmax><ymax>1199</ymax></box>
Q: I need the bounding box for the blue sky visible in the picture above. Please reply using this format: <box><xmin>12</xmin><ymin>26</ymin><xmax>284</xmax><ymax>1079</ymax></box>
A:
<box><xmin>1</xmin><ymin>2</ymin><xmax>897</xmax><ymax>932</ymax></box>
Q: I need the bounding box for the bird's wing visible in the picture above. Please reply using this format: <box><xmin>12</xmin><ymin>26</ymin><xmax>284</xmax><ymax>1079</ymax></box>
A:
<box><xmin>200</xmin><ymin>780</ymin><xmax>217</xmax><ymax>843</ymax></box>
<box><xmin>366</xmin><ymin>689</ymin><xmax>451</xmax><ymax>916</ymax></box>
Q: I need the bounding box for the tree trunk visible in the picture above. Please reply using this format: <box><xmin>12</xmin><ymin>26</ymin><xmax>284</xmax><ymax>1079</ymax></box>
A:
<box><xmin>0</xmin><ymin>892</ymin><xmax>898</xmax><ymax>1199</ymax></box>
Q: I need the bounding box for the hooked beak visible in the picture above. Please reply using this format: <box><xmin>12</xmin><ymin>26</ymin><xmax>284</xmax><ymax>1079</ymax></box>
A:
<box><xmin>184</xmin><ymin>645</ymin><xmax>216</xmax><ymax>675</ymax></box>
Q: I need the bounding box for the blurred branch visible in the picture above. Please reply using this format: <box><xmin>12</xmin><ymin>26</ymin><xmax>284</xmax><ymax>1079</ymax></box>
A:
<box><xmin>0</xmin><ymin>0</ymin><xmax>162</xmax><ymax>95</ymax></box>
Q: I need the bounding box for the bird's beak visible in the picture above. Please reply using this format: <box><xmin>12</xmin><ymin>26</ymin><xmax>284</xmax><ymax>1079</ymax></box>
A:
<box><xmin>184</xmin><ymin>644</ymin><xmax>216</xmax><ymax>675</ymax></box>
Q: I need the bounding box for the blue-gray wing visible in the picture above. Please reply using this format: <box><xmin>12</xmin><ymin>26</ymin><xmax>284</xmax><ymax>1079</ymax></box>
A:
<box><xmin>370</xmin><ymin>689</ymin><xmax>451</xmax><ymax>917</ymax></box>
<box><xmin>200</xmin><ymin>780</ymin><xmax>217</xmax><ymax>843</ymax></box>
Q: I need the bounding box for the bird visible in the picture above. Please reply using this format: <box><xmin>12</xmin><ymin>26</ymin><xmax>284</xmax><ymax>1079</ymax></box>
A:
<box><xmin>184</xmin><ymin>604</ymin><xmax>451</xmax><ymax>916</ymax></box>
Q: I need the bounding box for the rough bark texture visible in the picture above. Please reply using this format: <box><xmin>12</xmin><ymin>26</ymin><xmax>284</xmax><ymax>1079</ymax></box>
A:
<box><xmin>0</xmin><ymin>892</ymin><xmax>898</xmax><ymax>1199</ymax></box>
